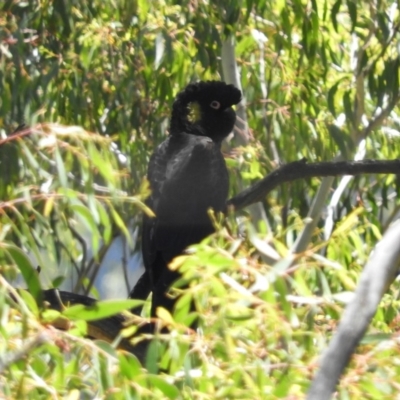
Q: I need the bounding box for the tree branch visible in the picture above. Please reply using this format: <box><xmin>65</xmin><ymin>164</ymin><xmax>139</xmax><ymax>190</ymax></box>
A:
<box><xmin>307</xmin><ymin>219</ymin><xmax>400</xmax><ymax>400</ymax></box>
<box><xmin>228</xmin><ymin>158</ymin><xmax>400</xmax><ymax>211</ymax></box>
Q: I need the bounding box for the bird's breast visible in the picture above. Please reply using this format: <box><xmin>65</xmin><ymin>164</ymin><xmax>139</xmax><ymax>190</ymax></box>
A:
<box><xmin>157</xmin><ymin>146</ymin><xmax>229</xmax><ymax>224</ymax></box>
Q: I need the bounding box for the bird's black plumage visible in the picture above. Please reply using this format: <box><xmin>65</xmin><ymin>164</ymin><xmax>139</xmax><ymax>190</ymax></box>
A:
<box><xmin>130</xmin><ymin>81</ymin><xmax>242</xmax><ymax>318</ymax></box>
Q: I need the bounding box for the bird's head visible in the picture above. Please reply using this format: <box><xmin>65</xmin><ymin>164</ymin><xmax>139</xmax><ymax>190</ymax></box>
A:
<box><xmin>170</xmin><ymin>81</ymin><xmax>242</xmax><ymax>143</ymax></box>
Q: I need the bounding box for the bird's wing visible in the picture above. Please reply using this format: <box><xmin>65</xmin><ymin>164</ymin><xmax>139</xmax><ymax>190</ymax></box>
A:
<box><xmin>141</xmin><ymin>138</ymin><xmax>170</xmax><ymax>286</ymax></box>
<box><xmin>141</xmin><ymin>131</ymin><xmax>230</xmax><ymax>320</ymax></box>
<box><xmin>142</xmin><ymin>134</ymin><xmax>227</xmax><ymax>287</ymax></box>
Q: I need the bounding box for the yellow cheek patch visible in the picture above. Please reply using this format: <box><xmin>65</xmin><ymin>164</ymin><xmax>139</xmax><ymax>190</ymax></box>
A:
<box><xmin>187</xmin><ymin>101</ymin><xmax>201</xmax><ymax>123</ymax></box>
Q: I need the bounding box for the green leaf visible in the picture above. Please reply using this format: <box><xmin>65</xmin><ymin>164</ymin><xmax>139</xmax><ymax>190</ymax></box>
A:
<box><xmin>96</xmin><ymin>199</ymin><xmax>112</xmax><ymax>243</ymax></box>
<box><xmin>343</xmin><ymin>90</ymin><xmax>354</xmax><ymax>126</ymax></box>
<box><xmin>88</xmin><ymin>143</ymin><xmax>116</xmax><ymax>187</ymax></box>
<box><xmin>62</xmin><ymin>299</ymin><xmax>144</xmax><ymax>321</ymax></box>
<box><xmin>109</xmin><ymin>204</ymin><xmax>130</xmax><ymax>241</ymax></box>
<box><xmin>156</xmin><ymin>307</ymin><xmax>175</xmax><ymax>325</ymax></box>
<box><xmin>346</xmin><ymin>0</ymin><xmax>357</xmax><ymax>32</ymax></box>
<box><xmin>71</xmin><ymin>204</ymin><xmax>98</xmax><ymax>232</ymax></box>
<box><xmin>41</xmin><ymin>309</ymin><xmax>62</xmax><ymax>323</ymax></box>
<box><xmin>146</xmin><ymin>375</ymin><xmax>180</xmax><ymax>399</ymax></box>
<box><xmin>52</xmin><ymin>275</ymin><xmax>65</xmax><ymax>288</ymax></box>
<box><xmin>137</xmin><ymin>0</ymin><xmax>149</xmax><ymax>22</ymax></box>
<box><xmin>377</xmin><ymin>12</ymin><xmax>390</xmax><ymax>42</ymax></box>
<box><xmin>18</xmin><ymin>289</ymin><xmax>40</xmax><ymax>316</ymax></box>
<box><xmin>330</xmin><ymin>0</ymin><xmax>342</xmax><ymax>32</ymax></box>
<box><xmin>70</xmin><ymin>204</ymin><xmax>101</xmax><ymax>252</ymax></box>
<box><xmin>327</xmin><ymin>78</ymin><xmax>346</xmax><ymax>117</ymax></box>
<box><xmin>118</xmin><ymin>352</ymin><xmax>142</xmax><ymax>380</ymax></box>
<box><xmin>55</xmin><ymin>147</ymin><xmax>67</xmax><ymax>187</ymax></box>
<box><xmin>57</xmin><ymin>187</ymin><xmax>79</xmax><ymax>200</ymax></box>
<box><xmin>4</xmin><ymin>244</ymin><xmax>42</xmax><ymax>302</ymax></box>
<box><xmin>328</xmin><ymin>124</ymin><xmax>352</xmax><ymax>158</ymax></box>
<box><xmin>94</xmin><ymin>340</ymin><xmax>118</xmax><ymax>356</ymax></box>
<box><xmin>361</xmin><ymin>333</ymin><xmax>392</xmax><ymax>344</ymax></box>
<box><xmin>385</xmin><ymin>58</ymin><xmax>400</xmax><ymax>100</ymax></box>
<box><xmin>226</xmin><ymin>312</ymin><xmax>253</xmax><ymax>321</ymax></box>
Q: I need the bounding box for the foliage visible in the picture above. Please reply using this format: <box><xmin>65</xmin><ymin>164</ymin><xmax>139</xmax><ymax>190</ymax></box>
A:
<box><xmin>1</xmin><ymin>0</ymin><xmax>400</xmax><ymax>398</ymax></box>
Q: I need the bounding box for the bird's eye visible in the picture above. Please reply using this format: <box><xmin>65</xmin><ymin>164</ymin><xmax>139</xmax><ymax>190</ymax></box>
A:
<box><xmin>210</xmin><ymin>100</ymin><xmax>221</xmax><ymax>110</ymax></box>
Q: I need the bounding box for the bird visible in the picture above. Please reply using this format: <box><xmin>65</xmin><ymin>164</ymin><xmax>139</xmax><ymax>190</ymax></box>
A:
<box><xmin>129</xmin><ymin>81</ymin><xmax>242</xmax><ymax>321</ymax></box>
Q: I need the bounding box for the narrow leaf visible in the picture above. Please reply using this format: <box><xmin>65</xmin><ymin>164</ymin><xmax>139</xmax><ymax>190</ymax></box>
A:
<box><xmin>62</xmin><ymin>299</ymin><xmax>144</xmax><ymax>321</ymax></box>
<box><xmin>4</xmin><ymin>244</ymin><xmax>42</xmax><ymax>301</ymax></box>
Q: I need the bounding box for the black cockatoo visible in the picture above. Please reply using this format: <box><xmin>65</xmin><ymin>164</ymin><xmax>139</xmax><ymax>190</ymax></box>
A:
<box><xmin>130</xmin><ymin>81</ymin><xmax>242</xmax><ymax>319</ymax></box>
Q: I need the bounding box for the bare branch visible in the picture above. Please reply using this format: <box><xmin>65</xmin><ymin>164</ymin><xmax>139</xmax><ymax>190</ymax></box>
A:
<box><xmin>307</xmin><ymin>219</ymin><xmax>400</xmax><ymax>400</ymax></box>
<box><xmin>228</xmin><ymin>158</ymin><xmax>400</xmax><ymax>211</ymax></box>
